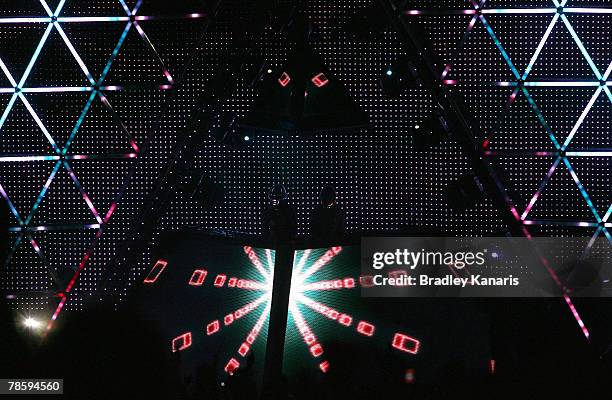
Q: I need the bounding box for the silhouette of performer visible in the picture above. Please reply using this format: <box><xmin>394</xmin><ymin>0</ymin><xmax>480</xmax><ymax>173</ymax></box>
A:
<box><xmin>310</xmin><ymin>185</ymin><xmax>345</xmax><ymax>241</ymax></box>
<box><xmin>262</xmin><ymin>184</ymin><xmax>297</xmax><ymax>241</ymax></box>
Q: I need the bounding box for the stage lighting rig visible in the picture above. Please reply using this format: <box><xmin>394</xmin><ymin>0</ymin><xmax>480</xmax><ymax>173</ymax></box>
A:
<box><xmin>23</xmin><ymin>317</ymin><xmax>42</xmax><ymax>330</ymax></box>
<box><xmin>240</xmin><ymin>11</ymin><xmax>369</xmax><ymax>134</ymax></box>
<box><xmin>241</xmin><ymin>49</ymin><xmax>369</xmax><ymax>133</ymax></box>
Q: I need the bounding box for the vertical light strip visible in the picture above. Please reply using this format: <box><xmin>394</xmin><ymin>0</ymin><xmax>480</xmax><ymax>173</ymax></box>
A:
<box><xmin>62</xmin><ymin>160</ymin><xmax>103</xmax><ymax>224</ymax></box>
<box><xmin>562</xmin><ymin>157</ymin><xmax>601</xmax><ymax>223</ymax></box>
<box><xmin>53</xmin><ymin>22</ymin><xmax>96</xmax><ymax>85</ymax></box>
<box><xmin>62</xmin><ymin>91</ymin><xmax>98</xmax><ymax>155</ymax></box>
<box><xmin>602</xmin><ymin>228</ymin><xmax>612</xmax><ymax>244</ymax></box>
<box><xmin>19</xmin><ymin>93</ymin><xmax>61</xmax><ymax>154</ymax></box>
<box><xmin>561</xmin><ymin>87</ymin><xmax>602</xmax><ymax>150</ymax></box>
<box><xmin>23</xmin><ymin>160</ymin><xmax>61</xmax><ymax>226</ymax></box>
<box><xmin>581</xmin><ymin>226</ymin><xmax>602</xmax><ymax>259</ymax></box>
<box><xmin>0</xmin><ymin>93</ymin><xmax>18</xmax><ymax>132</ymax></box>
<box><xmin>479</xmin><ymin>14</ymin><xmax>521</xmax><ymax>79</ymax></box>
<box><xmin>97</xmin><ymin>92</ymin><xmax>140</xmax><ymax>152</ymax></box>
<box><xmin>521</xmin><ymin>87</ymin><xmax>561</xmax><ymax>150</ymax></box>
<box><xmin>603</xmin><ymin>86</ymin><xmax>612</xmax><ymax>104</ymax></box>
<box><xmin>38</xmin><ymin>0</ymin><xmax>53</xmax><ymax>17</ymax></box>
<box><xmin>563</xmin><ymin>293</ymin><xmax>590</xmax><ymax>340</ymax></box>
<box><xmin>265</xmin><ymin>249</ymin><xmax>274</xmax><ymax>275</ymax></box>
<box><xmin>133</xmin><ymin>22</ymin><xmax>175</xmax><ymax>84</ymax></box>
<box><xmin>18</xmin><ymin>23</ymin><xmax>54</xmax><ymax>89</ymax></box>
<box><xmin>0</xmin><ymin>182</ymin><xmax>24</xmax><ymax>225</ymax></box>
<box><xmin>0</xmin><ymin>57</ymin><xmax>17</xmax><ymax>87</ymax></box>
<box><xmin>293</xmin><ymin>249</ymin><xmax>311</xmax><ymax>277</ymax></box>
<box><xmin>560</xmin><ymin>14</ymin><xmax>602</xmax><ymax>81</ymax></box>
<box><xmin>602</xmin><ymin>204</ymin><xmax>612</xmax><ymax>222</ymax></box>
<box><xmin>521</xmin><ymin>156</ymin><xmax>561</xmax><ymax>220</ymax></box>
<box><xmin>118</xmin><ymin>0</ymin><xmax>131</xmax><ymax>15</ymax></box>
<box><xmin>52</xmin><ymin>0</ymin><xmax>67</xmax><ymax>17</ymax></box>
<box><xmin>98</xmin><ymin>22</ymin><xmax>132</xmax><ymax>85</ymax></box>
<box><xmin>131</xmin><ymin>0</ymin><xmax>144</xmax><ymax>18</ymax></box>
<box><xmin>522</xmin><ymin>13</ymin><xmax>559</xmax><ymax>80</ymax></box>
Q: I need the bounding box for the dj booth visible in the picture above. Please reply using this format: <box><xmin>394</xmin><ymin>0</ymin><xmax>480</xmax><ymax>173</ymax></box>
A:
<box><xmin>129</xmin><ymin>230</ymin><xmax>440</xmax><ymax>395</ymax></box>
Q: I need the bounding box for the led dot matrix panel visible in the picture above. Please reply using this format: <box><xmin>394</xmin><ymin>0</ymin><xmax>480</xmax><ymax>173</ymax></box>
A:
<box><xmin>1</xmin><ymin>0</ymin><xmax>610</xmax><ymax>333</ymax></box>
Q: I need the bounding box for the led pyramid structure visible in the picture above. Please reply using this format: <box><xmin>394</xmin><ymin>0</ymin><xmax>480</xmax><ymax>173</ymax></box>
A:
<box><xmin>241</xmin><ymin>46</ymin><xmax>370</xmax><ymax>133</ymax></box>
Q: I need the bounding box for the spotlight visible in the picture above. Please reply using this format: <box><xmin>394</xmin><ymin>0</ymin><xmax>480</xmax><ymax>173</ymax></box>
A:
<box><xmin>380</xmin><ymin>57</ymin><xmax>420</xmax><ymax>98</ymax></box>
<box><xmin>445</xmin><ymin>174</ymin><xmax>486</xmax><ymax>211</ymax></box>
<box><xmin>23</xmin><ymin>317</ymin><xmax>42</xmax><ymax>329</ymax></box>
<box><xmin>411</xmin><ymin>112</ymin><xmax>451</xmax><ymax>149</ymax></box>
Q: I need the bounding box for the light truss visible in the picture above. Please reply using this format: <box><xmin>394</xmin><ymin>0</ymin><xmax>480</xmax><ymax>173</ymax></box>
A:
<box><xmin>0</xmin><ymin>1</ymin><xmax>205</xmax><ymax>322</ymax></box>
<box><xmin>404</xmin><ymin>0</ymin><xmax>612</xmax><ymax>339</ymax></box>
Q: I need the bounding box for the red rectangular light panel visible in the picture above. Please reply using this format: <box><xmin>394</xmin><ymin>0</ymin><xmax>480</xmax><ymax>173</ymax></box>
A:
<box><xmin>357</xmin><ymin>321</ymin><xmax>375</xmax><ymax>337</ymax></box>
<box><xmin>310</xmin><ymin>343</ymin><xmax>324</xmax><ymax>357</ymax></box>
<box><xmin>225</xmin><ymin>358</ymin><xmax>240</xmax><ymax>375</ymax></box>
<box><xmin>311</xmin><ymin>72</ymin><xmax>329</xmax><ymax>87</ymax></box>
<box><xmin>392</xmin><ymin>333</ymin><xmax>420</xmax><ymax>354</ymax></box>
<box><xmin>144</xmin><ymin>260</ymin><xmax>168</xmax><ymax>284</ymax></box>
<box><xmin>338</xmin><ymin>314</ymin><xmax>352</xmax><ymax>327</ymax></box>
<box><xmin>214</xmin><ymin>274</ymin><xmax>227</xmax><ymax>287</ymax></box>
<box><xmin>238</xmin><ymin>343</ymin><xmax>250</xmax><ymax>357</ymax></box>
<box><xmin>278</xmin><ymin>72</ymin><xmax>291</xmax><ymax>87</ymax></box>
<box><xmin>188</xmin><ymin>269</ymin><xmax>208</xmax><ymax>286</ymax></box>
<box><xmin>319</xmin><ymin>360</ymin><xmax>330</xmax><ymax>373</ymax></box>
<box><xmin>171</xmin><ymin>332</ymin><xmax>192</xmax><ymax>352</ymax></box>
<box><xmin>206</xmin><ymin>320</ymin><xmax>220</xmax><ymax>335</ymax></box>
